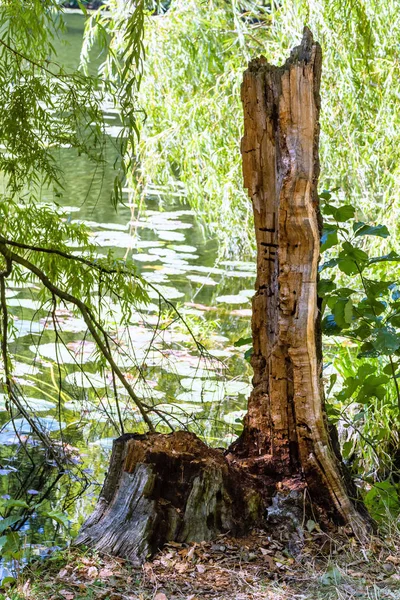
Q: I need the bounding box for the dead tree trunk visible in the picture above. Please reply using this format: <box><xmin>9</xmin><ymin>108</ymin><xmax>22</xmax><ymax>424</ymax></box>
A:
<box><xmin>228</xmin><ymin>27</ymin><xmax>368</xmax><ymax>540</ymax></box>
<box><xmin>76</xmin><ymin>29</ymin><xmax>369</xmax><ymax>563</ymax></box>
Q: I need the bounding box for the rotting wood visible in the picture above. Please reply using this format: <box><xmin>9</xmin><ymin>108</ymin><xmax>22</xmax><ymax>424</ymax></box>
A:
<box><xmin>76</xmin><ymin>431</ymin><xmax>262</xmax><ymax>564</ymax></box>
<box><xmin>229</xmin><ymin>26</ymin><xmax>369</xmax><ymax>540</ymax></box>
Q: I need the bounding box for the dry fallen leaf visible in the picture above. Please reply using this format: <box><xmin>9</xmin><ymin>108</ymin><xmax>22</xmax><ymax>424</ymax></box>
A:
<box><xmin>86</xmin><ymin>566</ymin><xmax>99</xmax><ymax>579</ymax></box>
<box><xmin>196</xmin><ymin>565</ymin><xmax>206</xmax><ymax>574</ymax></box>
<box><xmin>99</xmin><ymin>568</ymin><xmax>114</xmax><ymax>579</ymax></box>
<box><xmin>154</xmin><ymin>593</ymin><xmax>168</xmax><ymax>600</ymax></box>
<box><xmin>386</xmin><ymin>555</ymin><xmax>400</xmax><ymax>565</ymax></box>
<box><xmin>59</xmin><ymin>590</ymin><xmax>74</xmax><ymax>600</ymax></box>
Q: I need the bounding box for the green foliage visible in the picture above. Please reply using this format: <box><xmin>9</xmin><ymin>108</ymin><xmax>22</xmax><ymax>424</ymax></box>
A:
<box><xmin>124</xmin><ymin>0</ymin><xmax>400</xmax><ymax>257</ymax></box>
<box><xmin>0</xmin><ymin>494</ymin><xmax>69</xmax><ymax>574</ymax></box>
<box><xmin>320</xmin><ymin>189</ymin><xmax>400</xmax><ymax>493</ymax></box>
<box><xmin>364</xmin><ymin>480</ymin><xmax>400</xmax><ymax>523</ymax></box>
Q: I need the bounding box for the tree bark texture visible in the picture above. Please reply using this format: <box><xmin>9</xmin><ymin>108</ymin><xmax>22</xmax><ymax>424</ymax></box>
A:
<box><xmin>230</xmin><ymin>27</ymin><xmax>368</xmax><ymax>540</ymax></box>
<box><xmin>76</xmin><ymin>29</ymin><xmax>369</xmax><ymax>563</ymax></box>
<box><xmin>76</xmin><ymin>432</ymin><xmax>262</xmax><ymax>564</ymax></box>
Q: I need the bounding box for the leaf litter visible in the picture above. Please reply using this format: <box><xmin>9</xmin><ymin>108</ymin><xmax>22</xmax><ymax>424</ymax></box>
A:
<box><xmin>16</xmin><ymin>530</ymin><xmax>400</xmax><ymax>600</ymax></box>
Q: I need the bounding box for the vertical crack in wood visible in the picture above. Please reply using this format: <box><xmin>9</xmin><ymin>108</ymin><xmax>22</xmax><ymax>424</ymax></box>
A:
<box><xmin>237</xmin><ymin>27</ymin><xmax>369</xmax><ymax>540</ymax></box>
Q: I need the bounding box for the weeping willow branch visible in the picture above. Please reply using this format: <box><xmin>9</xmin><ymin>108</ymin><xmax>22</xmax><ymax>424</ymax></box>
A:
<box><xmin>0</xmin><ymin>236</ymin><xmax>212</xmax><ymax>359</ymax></box>
<box><xmin>0</xmin><ymin>241</ymin><xmax>155</xmax><ymax>432</ymax></box>
<box><xmin>0</xmin><ymin>271</ymin><xmax>65</xmax><ymax>466</ymax></box>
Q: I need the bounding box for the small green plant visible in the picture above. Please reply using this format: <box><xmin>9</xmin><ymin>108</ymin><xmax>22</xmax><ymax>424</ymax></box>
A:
<box><xmin>0</xmin><ymin>495</ymin><xmax>69</xmax><ymax>584</ymax></box>
<box><xmin>319</xmin><ymin>189</ymin><xmax>400</xmax><ymax>515</ymax></box>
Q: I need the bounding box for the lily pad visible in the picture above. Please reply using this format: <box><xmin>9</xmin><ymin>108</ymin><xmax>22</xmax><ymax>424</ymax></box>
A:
<box><xmin>170</xmin><ymin>244</ymin><xmax>197</xmax><ymax>253</ymax></box>
<box><xmin>157</xmin><ymin>231</ymin><xmax>186</xmax><ymax>242</ymax></box>
<box><xmin>223</xmin><ymin>410</ymin><xmax>247</xmax><ymax>425</ymax></box>
<box><xmin>216</xmin><ymin>295</ymin><xmax>249</xmax><ymax>305</ymax></box>
<box><xmin>64</xmin><ymin>372</ymin><xmax>106</xmax><ymax>389</ymax></box>
<box><xmin>188</xmin><ymin>275</ymin><xmax>217</xmax><ymax>286</ymax></box>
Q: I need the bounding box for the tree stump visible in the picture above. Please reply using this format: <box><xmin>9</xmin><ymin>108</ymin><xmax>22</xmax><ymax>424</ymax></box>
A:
<box><xmin>77</xmin><ymin>28</ymin><xmax>370</xmax><ymax>563</ymax></box>
<box><xmin>76</xmin><ymin>432</ymin><xmax>263</xmax><ymax>564</ymax></box>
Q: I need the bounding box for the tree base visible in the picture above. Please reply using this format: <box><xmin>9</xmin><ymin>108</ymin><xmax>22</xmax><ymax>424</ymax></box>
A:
<box><xmin>76</xmin><ymin>431</ymin><xmax>263</xmax><ymax>564</ymax></box>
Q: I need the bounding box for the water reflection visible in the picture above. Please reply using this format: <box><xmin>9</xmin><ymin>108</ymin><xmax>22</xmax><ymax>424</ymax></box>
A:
<box><xmin>1</xmin><ymin>11</ymin><xmax>255</xmax><ymax>563</ymax></box>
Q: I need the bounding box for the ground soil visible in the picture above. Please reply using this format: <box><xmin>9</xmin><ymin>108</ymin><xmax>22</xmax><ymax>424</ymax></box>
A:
<box><xmin>15</xmin><ymin>529</ymin><xmax>400</xmax><ymax>600</ymax></box>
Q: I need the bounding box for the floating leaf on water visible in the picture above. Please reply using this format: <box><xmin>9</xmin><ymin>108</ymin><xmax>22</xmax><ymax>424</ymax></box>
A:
<box><xmin>11</xmin><ymin>319</ymin><xmax>43</xmax><ymax>338</ymax></box>
<box><xmin>225</xmin><ymin>381</ymin><xmax>252</xmax><ymax>396</ymax></box>
<box><xmin>216</xmin><ymin>295</ymin><xmax>249</xmax><ymax>305</ymax></box>
<box><xmin>0</xmin><ymin>468</ymin><xmax>18</xmax><ymax>476</ymax></box>
<box><xmin>231</xmin><ymin>308</ymin><xmax>252</xmax><ymax>317</ymax></box>
<box><xmin>2</xmin><ymin>417</ymin><xmax>66</xmax><ymax>434</ymax></box>
<box><xmin>225</xmin><ymin>271</ymin><xmax>256</xmax><ymax>280</ymax></box>
<box><xmin>92</xmin><ymin>231</ymin><xmax>137</xmax><ymax>248</ymax></box>
<box><xmin>176</xmin><ymin>389</ymin><xmax>224</xmax><ymax>403</ymax></box>
<box><xmin>143</xmin><ymin>272</ymin><xmax>169</xmax><ymax>283</ymax></box>
<box><xmin>105</xmin><ymin>125</ymin><xmax>124</xmax><ymax>138</ymax></box>
<box><xmin>169</xmin><ymin>244</ymin><xmax>197</xmax><ymax>253</ymax></box>
<box><xmin>96</xmin><ymin>222</ymin><xmax>129</xmax><ymax>232</ymax></box>
<box><xmin>220</xmin><ymin>261</ymin><xmax>255</xmax><ymax>271</ymax></box>
<box><xmin>64</xmin><ymin>372</ymin><xmax>106</xmax><ymax>389</ymax></box>
<box><xmin>188</xmin><ymin>265</ymin><xmax>225</xmax><ymax>275</ymax></box>
<box><xmin>149</xmin><ymin>219</ymin><xmax>192</xmax><ymax>231</ymax></box>
<box><xmin>157</xmin><ymin>231</ymin><xmax>186</xmax><ymax>242</ymax></box>
<box><xmin>131</xmin><ymin>253</ymin><xmax>160</xmax><ymax>263</ymax></box>
<box><xmin>152</xmin><ymin>403</ymin><xmax>204</xmax><ymax>415</ymax></box>
<box><xmin>148</xmin><ymin>247</ymin><xmax>177</xmax><ymax>258</ymax></box>
<box><xmin>148</xmin><ymin>285</ymin><xmax>184</xmax><ymax>300</ymax></box>
<box><xmin>11</xmin><ymin>362</ymin><xmax>40</xmax><ymax>377</ymax></box>
<box><xmin>136</xmin><ymin>240</ymin><xmax>164</xmax><ymax>248</ymax></box>
<box><xmin>223</xmin><ymin>410</ymin><xmax>247</xmax><ymax>425</ymax></box>
<box><xmin>239</xmin><ymin>289</ymin><xmax>255</xmax><ymax>298</ymax></box>
<box><xmin>89</xmin><ymin>438</ymin><xmax>115</xmax><ymax>450</ymax></box>
<box><xmin>7</xmin><ymin>299</ymin><xmax>44</xmax><ymax>310</ymax></box>
<box><xmin>208</xmin><ymin>348</ymin><xmax>234</xmax><ymax>358</ymax></box>
<box><xmin>187</xmin><ymin>275</ymin><xmax>217</xmax><ymax>286</ymax></box>
<box><xmin>42</xmin><ymin>315</ymin><xmax>87</xmax><ymax>334</ymax></box>
<box><xmin>30</xmin><ymin>342</ymin><xmax>96</xmax><ymax>364</ymax></box>
<box><xmin>21</xmin><ymin>397</ymin><xmax>57</xmax><ymax>412</ymax></box>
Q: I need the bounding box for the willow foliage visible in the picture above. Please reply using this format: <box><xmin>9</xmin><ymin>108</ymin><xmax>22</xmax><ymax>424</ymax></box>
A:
<box><xmin>134</xmin><ymin>0</ymin><xmax>400</xmax><ymax>255</ymax></box>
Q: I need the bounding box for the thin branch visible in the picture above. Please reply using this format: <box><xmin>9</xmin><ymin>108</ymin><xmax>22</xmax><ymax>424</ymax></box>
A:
<box><xmin>0</xmin><ymin>236</ymin><xmax>213</xmax><ymax>358</ymax></box>
<box><xmin>0</xmin><ymin>242</ymin><xmax>154</xmax><ymax>432</ymax></box>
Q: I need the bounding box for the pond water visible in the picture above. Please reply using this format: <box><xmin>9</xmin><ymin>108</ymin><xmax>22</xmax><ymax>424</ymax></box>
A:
<box><xmin>0</xmin><ymin>12</ymin><xmax>255</xmax><ymax>568</ymax></box>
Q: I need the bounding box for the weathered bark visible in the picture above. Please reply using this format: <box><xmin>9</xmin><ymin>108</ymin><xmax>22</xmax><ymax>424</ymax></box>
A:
<box><xmin>229</xmin><ymin>27</ymin><xmax>368</xmax><ymax>540</ymax></box>
<box><xmin>76</xmin><ymin>29</ymin><xmax>369</xmax><ymax>562</ymax></box>
<box><xmin>76</xmin><ymin>432</ymin><xmax>263</xmax><ymax>564</ymax></box>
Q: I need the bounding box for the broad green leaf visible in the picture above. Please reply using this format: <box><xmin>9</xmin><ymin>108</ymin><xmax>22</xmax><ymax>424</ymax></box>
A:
<box><xmin>332</xmin><ymin>298</ymin><xmax>352</xmax><ymax>328</ymax></box>
<box><xmin>319</xmin><ymin>190</ymin><xmax>332</xmax><ymax>200</ymax></box>
<box><xmin>335</xmin><ymin>205</ymin><xmax>356</xmax><ymax>222</ymax></box>
<box><xmin>321</xmin><ymin>226</ymin><xmax>338</xmax><ymax>252</ymax></box>
<box><xmin>383</xmin><ymin>362</ymin><xmax>398</xmax><ymax>375</ymax></box>
<box><xmin>338</xmin><ymin>258</ymin><xmax>359</xmax><ymax>276</ymax></box>
<box><xmin>319</xmin><ymin>258</ymin><xmax>339</xmax><ymax>272</ymax></box>
<box><xmin>338</xmin><ymin>242</ymin><xmax>369</xmax><ymax>275</ymax></box>
<box><xmin>2</xmin><ymin>499</ymin><xmax>29</xmax><ymax>509</ymax></box>
<box><xmin>317</xmin><ymin>279</ymin><xmax>336</xmax><ymax>297</ymax></box>
<box><xmin>372</xmin><ymin>328</ymin><xmax>400</xmax><ymax>355</ymax></box>
<box><xmin>357</xmin><ymin>364</ymin><xmax>376</xmax><ymax>378</ymax></box>
<box><xmin>354</xmin><ymin>224</ymin><xmax>390</xmax><ymax>238</ymax></box>
<box><xmin>0</xmin><ymin>516</ymin><xmax>20</xmax><ymax>534</ymax></box>
<box><xmin>369</xmin><ymin>251</ymin><xmax>400</xmax><ymax>265</ymax></box>
<box><xmin>234</xmin><ymin>337</ymin><xmax>252</xmax><ymax>347</ymax></box>
<box><xmin>364</xmin><ymin>374</ymin><xmax>390</xmax><ymax>387</ymax></box>
<box><xmin>43</xmin><ymin>510</ymin><xmax>69</xmax><ymax>528</ymax></box>
<box><xmin>244</xmin><ymin>348</ymin><xmax>253</xmax><ymax>362</ymax></box>
<box><xmin>350</xmin><ymin>323</ymin><xmax>371</xmax><ymax>340</ymax></box>
<box><xmin>357</xmin><ymin>342</ymin><xmax>379</xmax><ymax>358</ymax></box>
<box><xmin>321</xmin><ymin>314</ymin><xmax>342</xmax><ymax>335</ymax></box>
